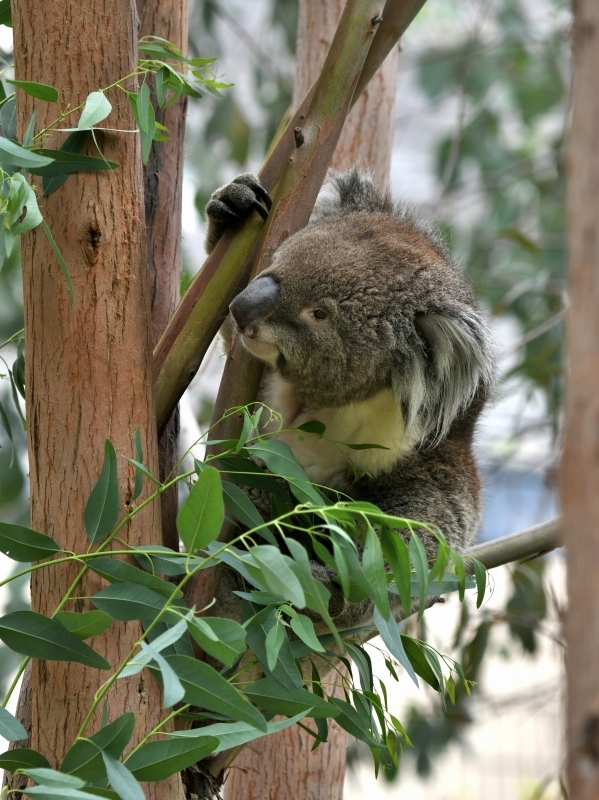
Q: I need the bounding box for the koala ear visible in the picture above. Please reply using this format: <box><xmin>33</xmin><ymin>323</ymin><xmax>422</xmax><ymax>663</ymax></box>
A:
<box><xmin>393</xmin><ymin>305</ymin><xmax>494</xmax><ymax>444</ymax></box>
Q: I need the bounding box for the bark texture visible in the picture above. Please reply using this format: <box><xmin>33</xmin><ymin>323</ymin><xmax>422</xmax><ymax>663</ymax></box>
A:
<box><xmin>562</xmin><ymin>1</ymin><xmax>599</xmax><ymax>797</ymax></box>
<box><xmin>12</xmin><ymin>3</ymin><xmax>183</xmax><ymax>797</ymax></box>
<box><xmin>293</xmin><ymin>0</ymin><xmax>399</xmax><ymax>189</ymax></box>
<box><xmin>137</xmin><ymin>0</ymin><xmax>189</xmax><ymax>550</ymax></box>
<box><xmin>223</xmin><ymin>667</ymin><xmax>349</xmax><ymax>800</ymax></box>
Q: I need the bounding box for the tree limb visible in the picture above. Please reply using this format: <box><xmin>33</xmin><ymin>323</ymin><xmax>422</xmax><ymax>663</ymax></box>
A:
<box><xmin>466</xmin><ymin>517</ymin><xmax>561</xmax><ymax>570</ymax></box>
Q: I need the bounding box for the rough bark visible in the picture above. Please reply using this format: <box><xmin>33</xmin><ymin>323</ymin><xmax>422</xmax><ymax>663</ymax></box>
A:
<box><xmin>293</xmin><ymin>0</ymin><xmax>399</xmax><ymax>188</ymax></box>
<box><xmin>137</xmin><ymin>0</ymin><xmax>189</xmax><ymax>550</ymax></box>
<box><xmin>12</xmin><ymin>3</ymin><xmax>183</xmax><ymax>797</ymax></box>
<box><xmin>223</xmin><ymin>668</ymin><xmax>349</xmax><ymax>800</ymax></box>
<box><xmin>562</xmin><ymin>1</ymin><xmax>599</xmax><ymax>797</ymax></box>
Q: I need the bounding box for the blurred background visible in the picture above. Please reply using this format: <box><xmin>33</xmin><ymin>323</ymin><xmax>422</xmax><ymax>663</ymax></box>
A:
<box><xmin>0</xmin><ymin>0</ymin><xmax>568</xmax><ymax>796</ymax></box>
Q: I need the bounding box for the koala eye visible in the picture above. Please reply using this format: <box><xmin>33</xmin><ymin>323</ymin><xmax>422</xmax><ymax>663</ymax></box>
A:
<box><xmin>310</xmin><ymin>309</ymin><xmax>327</xmax><ymax>321</ymax></box>
<box><xmin>299</xmin><ymin>307</ymin><xmax>329</xmax><ymax>325</ymax></box>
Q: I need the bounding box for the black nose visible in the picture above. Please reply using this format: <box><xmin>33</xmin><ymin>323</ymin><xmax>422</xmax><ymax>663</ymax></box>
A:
<box><xmin>230</xmin><ymin>275</ymin><xmax>279</xmax><ymax>333</ymax></box>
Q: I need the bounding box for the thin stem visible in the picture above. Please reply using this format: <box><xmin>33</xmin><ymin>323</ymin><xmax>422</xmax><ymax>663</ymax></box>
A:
<box><xmin>1</xmin><ymin>657</ymin><xmax>28</xmax><ymax>708</ymax></box>
<box><xmin>126</xmin><ymin>704</ymin><xmax>190</xmax><ymax>756</ymax></box>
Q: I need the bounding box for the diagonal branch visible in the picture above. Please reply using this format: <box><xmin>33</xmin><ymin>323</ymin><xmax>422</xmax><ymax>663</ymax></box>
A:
<box><xmin>466</xmin><ymin>517</ymin><xmax>561</xmax><ymax>570</ymax></box>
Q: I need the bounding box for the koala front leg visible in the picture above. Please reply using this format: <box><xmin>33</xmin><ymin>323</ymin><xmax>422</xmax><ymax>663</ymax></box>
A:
<box><xmin>205</xmin><ymin>173</ymin><xmax>272</xmax><ymax>253</ymax></box>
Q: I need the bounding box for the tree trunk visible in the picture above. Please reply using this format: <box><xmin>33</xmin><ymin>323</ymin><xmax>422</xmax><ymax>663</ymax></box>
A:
<box><xmin>293</xmin><ymin>0</ymin><xmax>399</xmax><ymax>189</ymax></box>
<box><xmin>137</xmin><ymin>0</ymin><xmax>189</xmax><ymax>551</ymax></box>
<box><xmin>12</xmin><ymin>3</ymin><xmax>183</xmax><ymax>798</ymax></box>
<box><xmin>224</xmin><ymin>3</ymin><xmax>399</xmax><ymax>798</ymax></box>
<box><xmin>562</xmin><ymin>1</ymin><xmax>599</xmax><ymax>798</ymax></box>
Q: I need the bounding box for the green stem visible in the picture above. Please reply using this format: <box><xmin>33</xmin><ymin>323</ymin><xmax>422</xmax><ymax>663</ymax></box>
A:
<box><xmin>1</xmin><ymin>657</ymin><xmax>28</xmax><ymax>708</ymax></box>
<box><xmin>125</xmin><ymin>704</ymin><xmax>190</xmax><ymax>756</ymax></box>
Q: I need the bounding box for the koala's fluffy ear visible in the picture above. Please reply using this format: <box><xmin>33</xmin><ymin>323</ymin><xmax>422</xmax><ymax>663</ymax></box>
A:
<box><xmin>393</xmin><ymin>305</ymin><xmax>495</xmax><ymax>444</ymax></box>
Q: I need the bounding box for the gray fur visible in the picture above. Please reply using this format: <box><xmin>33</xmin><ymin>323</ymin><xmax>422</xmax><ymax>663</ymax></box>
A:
<box><xmin>205</xmin><ymin>168</ymin><xmax>495</xmax><ymax>631</ymax></box>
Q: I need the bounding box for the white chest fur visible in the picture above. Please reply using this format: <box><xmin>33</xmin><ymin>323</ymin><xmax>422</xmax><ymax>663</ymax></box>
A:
<box><xmin>259</xmin><ymin>373</ymin><xmax>421</xmax><ymax>493</ymax></box>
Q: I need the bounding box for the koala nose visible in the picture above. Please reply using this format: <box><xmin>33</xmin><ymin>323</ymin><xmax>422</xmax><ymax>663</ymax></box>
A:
<box><xmin>230</xmin><ymin>275</ymin><xmax>279</xmax><ymax>336</ymax></box>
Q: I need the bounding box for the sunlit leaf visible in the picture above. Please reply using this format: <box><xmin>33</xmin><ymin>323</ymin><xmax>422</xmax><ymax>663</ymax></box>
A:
<box><xmin>176</xmin><ymin>466</ymin><xmax>224</xmax><ymax>553</ymax></box>
<box><xmin>78</xmin><ymin>92</ymin><xmax>112</xmax><ymax>129</ymax></box>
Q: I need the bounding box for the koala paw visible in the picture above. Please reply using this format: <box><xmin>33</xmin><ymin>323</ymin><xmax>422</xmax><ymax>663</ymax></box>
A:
<box><xmin>206</xmin><ymin>173</ymin><xmax>272</xmax><ymax>226</ymax></box>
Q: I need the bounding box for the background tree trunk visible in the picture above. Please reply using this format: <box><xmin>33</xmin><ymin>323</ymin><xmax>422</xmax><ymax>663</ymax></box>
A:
<box><xmin>12</xmin><ymin>3</ymin><xmax>183</xmax><ymax>797</ymax></box>
<box><xmin>562</xmin><ymin>1</ymin><xmax>599</xmax><ymax>797</ymax></box>
<box><xmin>224</xmin><ymin>3</ymin><xmax>400</xmax><ymax>797</ymax></box>
<box><xmin>293</xmin><ymin>0</ymin><xmax>399</xmax><ymax>189</ymax></box>
<box><xmin>137</xmin><ymin>0</ymin><xmax>189</xmax><ymax>550</ymax></box>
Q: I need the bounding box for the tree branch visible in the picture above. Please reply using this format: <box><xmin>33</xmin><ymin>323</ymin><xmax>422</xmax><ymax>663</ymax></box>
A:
<box><xmin>466</xmin><ymin>517</ymin><xmax>561</xmax><ymax>570</ymax></box>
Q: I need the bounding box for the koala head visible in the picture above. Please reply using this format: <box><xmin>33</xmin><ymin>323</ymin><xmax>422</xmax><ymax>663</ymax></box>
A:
<box><xmin>230</xmin><ymin>199</ymin><xmax>494</xmax><ymax>445</ymax></box>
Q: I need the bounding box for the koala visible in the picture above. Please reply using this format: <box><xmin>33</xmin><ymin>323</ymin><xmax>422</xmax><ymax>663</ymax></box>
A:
<box><xmin>205</xmin><ymin>169</ymin><xmax>494</xmax><ymax>627</ymax></box>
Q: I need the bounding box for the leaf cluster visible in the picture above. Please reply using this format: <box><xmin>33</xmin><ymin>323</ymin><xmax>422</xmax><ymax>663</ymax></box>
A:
<box><xmin>0</xmin><ymin>406</ymin><xmax>488</xmax><ymax>789</ymax></box>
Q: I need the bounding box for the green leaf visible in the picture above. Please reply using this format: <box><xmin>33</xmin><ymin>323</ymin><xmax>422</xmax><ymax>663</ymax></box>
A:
<box><xmin>244</xmin><ymin>678</ymin><xmax>338</xmax><ymax>719</ymax></box>
<box><xmin>248</xmin><ymin>439</ymin><xmax>310</xmax><ymax>482</ymax></box>
<box><xmin>42</xmin><ymin>130</ymin><xmax>88</xmax><ymax>195</ymax></box>
<box><xmin>55</xmin><ymin>610</ymin><xmax>113</xmax><ymax>640</ymax></box>
<box><xmin>29</xmin><ymin>150</ymin><xmax>119</xmax><ymax>177</ymax></box>
<box><xmin>91</xmin><ymin>583</ymin><xmax>170</xmax><ymax>622</ymax></box>
<box><xmin>132</xmin><ymin>428</ymin><xmax>144</xmax><ymax>500</ymax></box>
<box><xmin>244</xmin><ymin>607</ymin><xmax>304</xmax><ymax>692</ymax></box>
<box><xmin>169</xmin><ymin>711</ymin><xmax>306</xmax><ymax>753</ymax></box>
<box><xmin>401</xmin><ymin>636</ymin><xmax>440</xmax><ymax>691</ymax></box>
<box><xmin>343</xmin><ymin>442</ymin><xmax>389</xmax><ymax>450</ymax></box>
<box><xmin>129</xmin><ymin>82</ymin><xmax>155</xmax><ymax>165</ymax></box>
<box><xmin>1</xmin><ymin>96</ymin><xmax>16</xmax><ymax>140</ymax></box>
<box><xmin>362</xmin><ymin>525</ymin><xmax>391</xmax><ymax>620</ymax></box>
<box><xmin>0</xmin><ymin>138</ymin><xmax>54</xmax><ymax>168</ymax></box>
<box><xmin>0</xmin><ymin>610</ymin><xmax>110</xmax><ymax>669</ymax></box>
<box><xmin>0</xmin><ymin>748</ymin><xmax>50</xmax><ymax>773</ymax></box>
<box><xmin>124</xmin><ymin>737</ymin><xmax>218</xmax><ymax>782</ymax></box>
<box><xmin>176</xmin><ymin>465</ymin><xmax>224</xmax><ymax>553</ymax></box>
<box><xmin>373</xmin><ymin>606</ymin><xmax>418</xmax><ymax>687</ymax></box>
<box><xmin>218</xmin><ymin>455</ymin><xmax>292</xmax><ymax>501</ymax></box>
<box><xmin>296</xmin><ymin>420</ymin><xmax>326</xmax><ymax>436</ymax></box>
<box><xmin>24</xmin><ymin>109</ymin><xmax>37</xmax><ymax>146</ymax></box>
<box><xmin>23</xmin><ymin>768</ymin><xmax>84</xmax><ymax>788</ymax></box>
<box><xmin>166</xmin><ymin>655</ymin><xmax>267</xmax><ymax>731</ymax></box>
<box><xmin>102</xmin><ymin>753</ymin><xmax>144</xmax><ymax>800</ymax></box>
<box><xmin>12</xmin><ymin>178</ymin><xmax>43</xmax><ymax>235</ymax></box>
<box><xmin>132</xmin><ymin>545</ymin><xmax>202</xmax><ymax>576</ymax></box>
<box><xmin>452</xmin><ymin>549</ymin><xmax>466</xmax><ymax>602</ymax></box>
<box><xmin>155</xmin><ymin>67</ymin><xmax>168</xmax><ymax>107</ymax></box>
<box><xmin>139</xmin><ymin>641</ymin><xmax>185</xmax><ymax>707</ymax></box>
<box><xmin>61</xmin><ymin>713</ymin><xmax>135</xmax><ymax>781</ymax></box>
<box><xmin>247</xmin><ymin>545</ymin><xmax>305</xmax><ymax>608</ymax></box>
<box><xmin>471</xmin><ymin>558</ymin><xmax>487</xmax><ymax>608</ymax></box>
<box><xmin>327</xmin><ymin>697</ymin><xmax>382</xmax><ymax>748</ymax></box>
<box><xmin>380</xmin><ymin>527</ymin><xmax>411</xmax><ymax>616</ymax></box>
<box><xmin>6</xmin><ymin>79</ymin><xmax>59</xmax><ymax>103</ymax></box>
<box><xmin>22</xmin><ymin>787</ymin><xmax>102</xmax><ymax>800</ymax></box>
<box><xmin>78</xmin><ymin>92</ymin><xmax>112</xmax><ymax>129</ymax></box>
<box><xmin>345</xmin><ymin>643</ymin><xmax>373</xmax><ymax>693</ymax></box>
<box><xmin>187</xmin><ymin>616</ymin><xmax>246</xmax><ymax>667</ymax></box>
<box><xmin>0</xmin><ymin>706</ymin><xmax>27</xmax><ymax>741</ymax></box>
<box><xmin>124</xmin><ymin>458</ymin><xmax>160</xmax><ymax>489</ymax></box>
<box><xmin>289</xmin><ymin>613</ymin><xmax>325</xmax><ymax>653</ymax></box>
<box><xmin>410</xmin><ymin>533</ymin><xmax>429</xmax><ymax>618</ymax></box>
<box><xmin>0</xmin><ymin>522</ymin><xmax>60</xmax><ymax>561</ymax></box>
<box><xmin>0</xmin><ymin>0</ymin><xmax>11</xmax><ymax>26</ymax></box>
<box><xmin>221</xmin><ymin>481</ymin><xmax>276</xmax><ymax>544</ymax></box>
<box><xmin>40</xmin><ymin>220</ymin><xmax>74</xmax><ymax>303</ymax></box>
<box><xmin>88</xmin><ymin>556</ymin><xmax>182</xmax><ymax>599</ymax></box>
<box><xmin>265</xmin><ymin>618</ymin><xmax>284</xmax><ymax>672</ymax></box>
<box><xmin>84</xmin><ymin>440</ymin><xmax>119</xmax><ymax>544</ymax></box>
<box><xmin>121</xmin><ymin>617</ymin><xmax>191</xmax><ymax>677</ymax></box>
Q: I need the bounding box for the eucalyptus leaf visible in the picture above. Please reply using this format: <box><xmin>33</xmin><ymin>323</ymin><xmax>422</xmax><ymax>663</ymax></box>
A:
<box><xmin>29</xmin><ymin>150</ymin><xmax>119</xmax><ymax>177</ymax></box>
<box><xmin>124</xmin><ymin>737</ymin><xmax>219</xmax><ymax>781</ymax></box>
<box><xmin>0</xmin><ymin>521</ymin><xmax>60</xmax><ymax>561</ymax></box>
<box><xmin>42</xmin><ymin>130</ymin><xmax>88</xmax><ymax>196</ymax></box>
<box><xmin>176</xmin><ymin>465</ymin><xmax>224</xmax><ymax>553</ymax></box>
<box><xmin>102</xmin><ymin>754</ymin><xmax>144</xmax><ymax>800</ymax></box>
<box><xmin>0</xmin><ymin>748</ymin><xmax>51</xmax><ymax>773</ymax></box>
<box><xmin>78</xmin><ymin>92</ymin><xmax>112</xmax><ymax>129</ymax></box>
<box><xmin>166</xmin><ymin>654</ymin><xmax>267</xmax><ymax>731</ymax></box>
<box><xmin>61</xmin><ymin>713</ymin><xmax>135</xmax><ymax>781</ymax></box>
<box><xmin>23</xmin><ymin>768</ymin><xmax>85</xmax><ymax>788</ymax></box>
<box><xmin>187</xmin><ymin>616</ymin><xmax>246</xmax><ymax>667</ymax></box>
<box><xmin>88</xmin><ymin>556</ymin><xmax>182</xmax><ymax>599</ymax></box>
<box><xmin>0</xmin><ymin>137</ymin><xmax>53</xmax><ymax>168</ymax></box>
<box><xmin>221</xmin><ymin>481</ymin><xmax>276</xmax><ymax>544</ymax></box>
<box><xmin>0</xmin><ymin>611</ymin><xmax>110</xmax><ymax>670</ymax></box>
<box><xmin>54</xmin><ymin>610</ymin><xmax>113</xmax><ymax>640</ymax></box>
<box><xmin>168</xmin><ymin>711</ymin><xmax>306</xmax><ymax>753</ymax></box>
<box><xmin>6</xmin><ymin>79</ymin><xmax>59</xmax><ymax>103</ymax></box>
<box><xmin>0</xmin><ymin>706</ymin><xmax>27</xmax><ymax>741</ymax></box>
<box><xmin>373</xmin><ymin>606</ymin><xmax>418</xmax><ymax>687</ymax></box>
<box><xmin>244</xmin><ymin>678</ymin><xmax>338</xmax><ymax>719</ymax></box>
<box><xmin>91</xmin><ymin>583</ymin><xmax>171</xmax><ymax>622</ymax></box>
<box><xmin>84</xmin><ymin>440</ymin><xmax>119</xmax><ymax>544</ymax></box>
<box><xmin>132</xmin><ymin>428</ymin><xmax>144</xmax><ymax>500</ymax></box>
